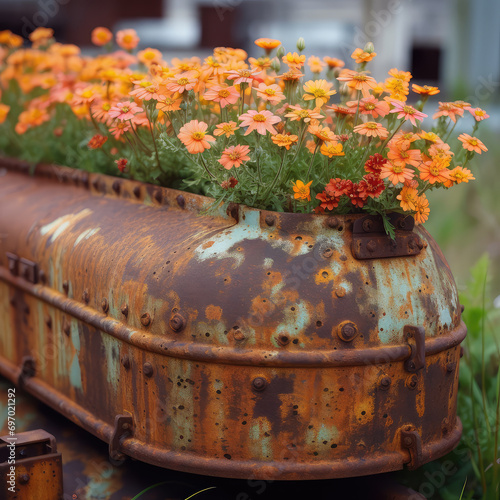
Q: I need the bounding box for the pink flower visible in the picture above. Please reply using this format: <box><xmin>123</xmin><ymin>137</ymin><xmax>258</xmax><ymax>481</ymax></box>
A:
<box><xmin>203</xmin><ymin>84</ymin><xmax>239</xmax><ymax>108</ymax></box>
<box><xmin>389</xmin><ymin>99</ymin><xmax>427</xmax><ymax>126</ymax></box>
<box><xmin>238</xmin><ymin>110</ymin><xmax>281</xmax><ymax>136</ymax></box>
<box><xmin>218</xmin><ymin>145</ymin><xmax>251</xmax><ymax>169</ymax></box>
<box><xmin>226</xmin><ymin>67</ymin><xmax>262</xmax><ymax>85</ymax></box>
<box><xmin>108</xmin><ymin>101</ymin><xmax>143</xmax><ymax>121</ymax></box>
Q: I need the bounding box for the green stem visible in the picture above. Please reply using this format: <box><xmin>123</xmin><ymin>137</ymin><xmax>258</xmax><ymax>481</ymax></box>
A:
<box><xmin>378</xmin><ymin>119</ymin><xmax>404</xmax><ymax>153</ymax></box>
<box><xmin>262</xmin><ymin>149</ymin><xmax>287</xmax><ymax>201</ymax></box>
<box><xmin>444</xmin><ymin>119</ymin><xmax>458</xmax><ymax>143</ymax></box>
<box><xmin>199</xmin><ymin>153</ymin><xmax>216</xmax><ymax>179</ymax></box>
<box><xmin>306</xmin><ymin>142</ymin><xmax>320</xmax><ymax>180</ymax></box>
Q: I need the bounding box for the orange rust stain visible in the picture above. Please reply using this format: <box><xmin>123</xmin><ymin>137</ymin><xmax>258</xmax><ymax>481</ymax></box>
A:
<box><xmin>315</xmin><ymin>268</ymin><xmax>334</xmax><ymax>285</ymax></box>
<box><xmin>202</xmin><ymin>240</ymin><xmax>215</xmax><ymax>249</ymax></box>
<box><xmin>205</xmin><ymin>305</ymin><xmax>223</xmax><ymax>321</ymax></box>
<box><xmin>416</xmin><ymin>383</ymin><xmax>425</xmax><ymax>417</ymax></box>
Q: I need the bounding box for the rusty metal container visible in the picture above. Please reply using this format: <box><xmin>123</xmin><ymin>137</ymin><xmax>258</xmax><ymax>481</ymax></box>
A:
<box><xmin>0</xmin><ymin>157</ymin><xmax>466</xmax><ymax>480</ymax></box>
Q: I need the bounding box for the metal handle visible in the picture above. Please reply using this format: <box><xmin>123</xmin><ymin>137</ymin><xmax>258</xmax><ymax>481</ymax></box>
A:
<box><xmin>404</xmin><ymin>325</ymin><xmax>426</xmax><ymax>372</ymax></box>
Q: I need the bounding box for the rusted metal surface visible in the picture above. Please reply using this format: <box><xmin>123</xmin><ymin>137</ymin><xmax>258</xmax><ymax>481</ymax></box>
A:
<box><xmin>0</xmin><ymin>157</ymin><xmax>465</xmax><ymax>480</ymax></box>
<box><xmin>0</xmin><ymin>429</ymin><xmax>63</xmax><ymax>499</ymax></box>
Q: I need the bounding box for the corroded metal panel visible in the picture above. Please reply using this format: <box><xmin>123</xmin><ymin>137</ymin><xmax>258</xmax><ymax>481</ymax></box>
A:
<box><xmin>0</xmin><ymin>158</ymin><xmax>465</xmax><ymax>480</ymax></box>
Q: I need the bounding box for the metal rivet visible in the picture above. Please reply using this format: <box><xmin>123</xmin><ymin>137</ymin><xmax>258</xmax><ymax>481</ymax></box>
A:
<box><xmin>176</xmin><ymin>194</ymin><xmax>185</xmax><ymax>208</ymax></box>
<box><xmin>170</xmin><ymin>313</ymin><xmax>185</xmax><ymax>332</ymax></box>
<box><xmin>133</xmin><ymin>186</ymin><xmax>141</xmax><ymax>198</ymax></box>
<box><xmin>265</xmin><ymin>214</ymin><xmax>275</xmax><ymax>227</ymax></box>
<box><xmin>326</xmin><ymin>216</ymin><xmax>339</xmax><ymax>229</ymax></box>
<box><xmin>101</xmin><ymin>298</ymin><xmax>109</xmax><ymax>313</ymax></box>
<box><xmin>366</xmin><ymin>240</ymin><xmax>376</xmax><ymax>253</ymax></box>
<box><xmin>322</xmin><ymin>247</ymin><xmax>333</xmax><ymax>258</ymax></box>
<box><xmin>18</xmin><ymin>473</ymin><xmax>30</xmax><ymax>485</ymax></box>
<box><xmin>121</xmin><ymin>304</ymin><xmax>129</xmax><ymax>317</ymax></box>
<box><xmin>416</xmin><ymin>239</ymin><xmax>424</xmax><ymax>250</ymax></box>
<box><xmin>442</xmin><ymin>417</ymin><xmax>449</xmax><ymax>435</ymax></box>
<box><xmin>362</xmin><ymin>219</ymin><xmax>373</xmax><ymax>232</ymax></box>
<box><xmin>397</xmin><ymin>218</ymin><xmax>407</xmax><ymax>230</ymax></box>
<box><xmin>143</xmin><ymin>362</ymin><xmax>154</xmax><ymax>377</ymax></box>
<box><xmin>277</xmin><ymin>333</ymin><xmax>290</xmax><ymax>346</ymax></box>
<box><xmin>379</xmin><ymin>376</ymin><xmax>392</xmax><ymax>390</ymax></box>
<box><xmin>62</xmin><ymin>280</ymin><xmax>69</xmax><ymax>294</ymax></box>
<box><xmin>121</xmin><ymin>356</ymin><xmax>130</xmax><ymax>370</ymax></box>
<box><xmin>154</xmin><ymin>190</ymin><xmax>163</xmax><ymax>204</ymax></box>
<box><xmin>82</xmin><ymin>289</ymin><xmax>89</xmax><ymax>304</ymax></box>
<box><xmin>252</xmin><ymin>377</ymin><xmax>267</xmax><ymax>392</ymax></box>
<box><xmin>335</xmin><ymin>287</ymin><xmax>346</xmax><ymax>298</ymax></box>
<box><xmin>141</xmin><ymin>313</ymin><xmax>151</xmax><ymax>327</ymax></box>
<box><xmin>446</xmin><ymin>362</ymin><xmax>456</xmax><ymax>373</ymax></box>
<box><xmin>91</xmin><ymin>178</ymin><xmax>99</xmax><ymax>191</ymax></box>
<box><xmin>403</xmin><ymin>436</ymin><xmax>413</xmax><ymax>447</ymax></box>
<box><xmin>233</xmin><ymin>329</ymin><xmax>245</xmax><ymax>341</ymax></box>
<box><xmin>338</xmin><ymin>321</ymin><xmax>358</xmax><ymax>342</ymax></box>
<box><xmin>112</xmin><ymin>180</ymin><xmax>121</xmax><ymax>194</ymax></box>
<box><xmin>406</xmin><ymin>374</ymin><xmax>418</xmax><ymax>390</ymax></box>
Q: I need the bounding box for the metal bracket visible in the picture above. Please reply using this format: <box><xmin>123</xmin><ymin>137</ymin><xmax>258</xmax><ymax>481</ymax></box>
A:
<box><xmin>19</xmin><ymin>257</ymin><xmax>38</xmax><ymax>284</ymax></box>
<box><xmin>351</xmin><ymin>214</ymin><xmax>423</xmax><ymax>260</ymax></box>
<box><xmin>6</xmin><ymin>252</ymin><xmax>19</xmax><ymax>275</ymax></box>
<box><xmin>109</xmin><ymin>414</ymin><xmax>133</xmax><ymax>462</ymax></box>
<box><xmin>404</xmin><ymin>325</ymin><xmax>426</xmax><ymax>372</ymax></box>
<box><xmin>18</xmin><ymin>356</ymin><xmax>36</xmax><ymax>387</ymax></box>
<box><xmin>401</xmin><ymin>427</ymin><xmax>423</xmax><ymax>470</ymax></box>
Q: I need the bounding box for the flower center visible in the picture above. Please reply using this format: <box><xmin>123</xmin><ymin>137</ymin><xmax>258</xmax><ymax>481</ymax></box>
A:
<box><xmin>253</xmin><ymin>114</ymin><xmax>266</xmax><ymax>122</ymax></box>
<box><xmin>222</xmin><ymin>125</ymin><xmax>233</xmax><ymax>132</ymax></box>
<box><xmin>192</xmin><ymin>132</ymin><xmax>205</xmax><ymax>140</ymax></box>
<box><xmin>121</xmin><ymin>106</ymin><xmax>130</xmax><ymax>113</ymax></box>
<box><xmin>313</xmin><ymin>89</ymin><xmax>326</xmax><ymax>97</ymax></box>
<box><xmin>265</xmin><ymin>89</ymin><xmax>276</xmax><ymax>96</ymax></box>
<box><xmin>218</xmin><ymin>89</ymin><xmax>230</xmax><ymax>98</ymax></box>
<box><xmin>298</xmin><ymin>110</ymin><xmax>309</xmax><ymax>118</ymax></box>
<box><xmin>392</xmin><ymin>165</ymin><xmax>403</xmax><ymax>173</ymax></box>
<box><xmin>365</xmin><ymin>123</ymin><xmax>377</xmax><ymax>129</ymax></box>
<box><xmin>470</xmin><ymin>139</ymin><xmax>478</xmax><ymax>145</ymax></box>
<box><xmin>239</xmin><ymin>70</ymin><xmax>251</xmax><ymax>77</ymax></box>
<box><xmin>229</xmin><ymin>152</ymin><xmax>241</xmax><ymax>160</ymax></box>
<box><xmin>178</xmin><ymin>78</ymin><xmax>189</xmax><ymax>85</ymax></box>
<box><xmin>403</xmin><ymin>106</ymin><xmax>415</xmax><ymax>115</ymax></box>
<box><xmin>364</xmin><ymin>103</ymin><xmax>375</xmax><ymax>110</ymax></box>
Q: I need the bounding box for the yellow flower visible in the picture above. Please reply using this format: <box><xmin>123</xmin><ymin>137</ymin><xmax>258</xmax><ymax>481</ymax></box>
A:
<box><xmin>320</xmin><ymin>141</ymin><xmax>345</xmax><ymax>158</ymax></box>
<box><xmin>292</xmin><ymin>180</ymin><xmax>313</xmax><ymax>201</ymax></box>
<box><xmin>303</xmin><ymin>79</ymin><xmax>336</xmax><ymax>107</ymax></box>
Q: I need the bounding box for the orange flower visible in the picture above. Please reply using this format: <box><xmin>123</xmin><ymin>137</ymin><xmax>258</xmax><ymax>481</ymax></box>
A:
<box><xmin>449</xmin><ymin>166</ymin><xmax>475</xmax><ymax>184</ymax></box>
<box><xmin>337</xmin><ymin>69</ymin><xmax>378</xmax><ymax>97</ymax></box>
<box><xmin>346</xmin><ymin>96</ymin><xmax>390</xmax><ymax>118</ymax></box>
<box><xmin>351</xmin><ymin>48</ymin><xmax>377</xmax><ymax>64</ymax></box>
<box><xmin>177</xmin><ymin>120</ymin><xmax>215</xmax><ymax>154</ymax></box>
<box><xmin>412</xmin><ymin>84</ymin><xmax>440</xmax><ymax>96</ymax></box>
<box><xmin>419</xmin><ymin>131</ymin><xmax>442</xmax><ymax>144</ymax></box>
<box><xmin>214</xmin><ymin>121</ymin><xmax>240</xmax><ymax>138</ymax></box>
<box><xmin>293</xmin><ymin>180</ymin><xmax>313</xmax><ymax>201</ymax></box>
<box><xmin>387</xmin><ymin>144</ymin><xmax>422</xmax><ymax>167</ymax></box>
<box><xmin>323</xmin><ymin>57</ymin><xmax>345</xmax><ymax>69</ymax></box>
<box><xmin>379</xmin><ymin>161</ymin><xmax>414</xmax><ymax>185</ymax></box>
<box><xmin>433</xmin><ymin>102</ymin><xmax>463</xmax><ymax>123</ymax></box>
<box><xmin>238</xmin><ymin>110</ymin><xmax>281</xmax><ymax>135</ymax></box>
<box><xmin>137</xmin><ymin>48</ymin><xmax>163</xmax><ymax>66</ymax></box>
<box><xmin>388</xmin><ymin>68</ymin><xmax>412</xmax><ymax>82</ymax></box>
<box><xmin>130</xmin><ymin>80</ymin><xmax>165</xmax><ymax>101</ymax></box>
<box><xmin>282</xmin><ymin>52</ymin><xmax>306</xmax><ymax>69</ymax></box>
<box><xmin>166</xmin><ymin>72</ymin><xmax>198</xmax><ymax>94</ymax></box>
<box><xmin>254</xmin><ymin>38</ymin><xmax>281</xmax><ymax>50</ymax></box>
<box><xmin>308</xmin><ymin>56</ymin><xmax>326</xmax><ymax>74</ymax></box>
<box><xmin>419</xmin><ymin>158</ymin><xmax>451</xmax><ymax>184</ymax></box>
<box><xmin>29</xmin><ymin>27</ymin><xmax>54</xmax><ymax>46</ymax></box>
<box><xmin>226</xmin><ymin>67</ymin><xmax>262</xmax><ymax>85</ymax></box>
<box><xmin>389</xmin><ymin>100</ymin><xmax>427</xmax><ymax>126</ymax></box>
<box><xmin>91</xmin><ymin>27</ymin><xmax>112</xmax><ymax>47</ymax></box>
<box><xmin>115</xmin><ymin>158</ymin><xmax>128</xmax><ymax>172</ymax></box>
<box><xmin>271</xmin><ymin>133</ymin><xmax>298</xmax><ymax>150</ymax></box>
<box><xmin>467</xmin><ymin>107</ymin><xmax>489</xmax><ymax>122</ymax></box>
<box><xmin>320</xmin><ymin>141</ymin><xmax>345</xmax><ymax>158</ymax></box>
<box><xmin>249</xmin><ymin>56</ymin><xmax>272</xmax><ymax>71</ymax></box>
<box><xmin>116</xmin><ymin>29</ymin><xmax>139</xmax><ymax>51</ymax></box>
<box><xmin>414</xmin><ymin>194</ymin><xmax>430</xmax><ymax>224</ymax></box>
<box><xmin>397</xmin><ymin>186</ymin><xmax>418</xmax><ymax>211</ymax></box>
<box><xmin>156</xmin><ymin>95</ymin><xmax>182</xmax><ymax>112</ymax></box>
<box><xmin>391</xmin><ymin>131</ymin><xmax>419</xmax><ymax>150</ymax></box>
<box><xmin>277</xmin><ymin>70</ymin><xmax>305</xmax><ymax>82</ymax></box>
<box><xmin>109</xmin><ymin>122</ymin><xmax>130</xmax><ymax>139</ymax></box>
<box><xmin>353</xmin><ymin>122</ymin><xmax>388</xmax><ymax>139</ymax></box>
<box><xmin>458</xmin><ymin>133</ymin><xmax>487</xmax><ymax>154</ymax></box>
<box><xmin>0</xmin><ymin>103</ymin><xmax>10</xmax><ymax>124</ymax></box>
<box><xmin>109</xmin><ymin>101</ymin><xmax>143</xmax><ymax>121</ymax></box>
<box><xmin>256</xmin><ymin>83</ymin><xmax>285</xmax><ymax>104</ymax></box>
<box><xmin>303</xmin><ymin>79</ymin><xmax>336</xmax><ymax>107</ymax></box>
<box><xmin>88</xmin><ymin>134</ymin><xmax>108</xmax><ymax>149</ymax></box>
<box><xmin>385</xmin><ymin>78</ymin><xmax>409</xmax><ymax>101</ymax></box>
<box><xmin>285</xmin><ymin>105</ymin><xmax>324</xmax><ymax>122</ymax></box>
<box><xmin>327</xmin><ymin>104</ymin><xmax>356</xmax><ymax>116</ymax></box>
<box><xmin>204</xmin><ymin>84</ymin><xmax>239</xmax><ymax>108</ymax></box>
<box><xmin>308</xmin><ymin>123</ymin><xmax>337</xmax><ymax>143</ymax></box>
<box><xmin>218</xmin><ymin>144</ymin><xmax>250</xmax><ymax>169</ymax></box>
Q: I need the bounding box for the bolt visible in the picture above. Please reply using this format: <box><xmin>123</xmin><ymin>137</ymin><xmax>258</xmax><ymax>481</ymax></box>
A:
<box><xmin>460</xmin><ymin>304</ymin><xmax>465</xmax><ymax>313</ymax></box>
<box><xmin>397</xmin><ymin>218</ymin><xmax>407</xmax><ymax>230</ymax></box>
<box><xmin>265</xmin><ymin>214</ymin><xmax>275</xmax><ymax>227</ymax></box>
<box><xmin>82</xmin><ymin>289</ymin><xmax>89</xmax><ymax>304</ymax></box>
<box><xmin>141</xmin><ymin>313</ymin><xmax>151</xmax><ymax>327</ymax></box>
<box><xmin>379</xmin><ymin>376</ymin><xmax>392</xmax><ymax>390</ymax></box>
<box><xmin>362</xmin><ymin>219</ymin><xmax>373</xmax><ymax>232</ymax></box>
<box><xmin>143</xmin><ymin>362</ymin><xmax>154</xmax><ymax>377</ymax></box>
<box><xmin>403</xmin><ymin>436</ymin><xmax>413</xmax><ymax>447</ymax></box>
<box><xmin>406</xmin><ymin>374</ymin><xmax>418</xmax><ymax>390</ymax></box>
<box><xmin>154</xmin><ymin>190</ymin><xmax>163</xmax><ymax>204</ymax></box>
<box><xmin>277</xmin><ymin>333</ymin><xmax>290</xmax><ymax>346</ymax></box>
<box><xmin>101</xmin><ymin>298</ymin><xmax>109</xmax><ymax>313</ymax></box>
<box><xmin>62</xmin><ymin>280</ymin><xmax>69</xmax><ymax>294</ymax></box>
<box><xmin>170</xmin><ymin>313</ymin><xmax>185</xmax><ymax>332</ymax></box>
<box><xmin>326</xmin><ymin>216</ymin><xmax>339</xmax><ymax>229</ymax></box>
<box><xmin>121</xmin><ymin>356</ymin><xmax>130</xmax><ymax>370</ymax></box>
<box><xmin>112</xmin><ymin>180</ymin><xmax>121</xmax><ymax>194</ymax></box>
<box><xmin>252</xmin><ymin>377</ymin><xmax>267</xmax><ymax>392</ymax></box>
<box><xmin>226</xmin><ymin>202</ymin><xmax>239</xmax><ymax>221</ymax></box>
<box><xmin>322</xmin><ymin>247</ymin><xmax>333</xmax><ymax>258</ymax></box>
<box><xmin>122</xmin><ymin>422</ymin><xmax>130</xmax><ymax>430</ymax></box>
<box><xmin>91</xmin><ymin>178</ymin><xmax>99</xmax><ymax>191</ymax></box>
<box><xmin>338</xmin><ymin>322</ymin><xmax>358</xmax><ymax>342</ymax></box>
<box><xmin>133</xmin><ymin>186</ymin><xmax>141</xmax><ymax>198</ymax></box>
<box><xmin>176</xmin><ymin>194</ymin><xmax>185</xmax><ymax>208</ymax></box>
<box><xmin>335</xmin><ymin>287</ymin><xmax>346</xmax><ymax>298</ymax></box>
<box><xmin>121</xmin><ymin>304</ymin><xmax>129</xmax><ymax>317</ymax></box>
<box><xmin>442</xmin><ymin>418</ymin><xmax>449</xmax><ymax>435</ymax></box>
<box><xmin>18</xmin><ymin>473</ymin><xmax>30</xmax><ymax>485</ymax></box>
<box><xmin>408</xmin><ymin>239</ymin><xmax>415</xmax><ymax>251</ymax></box>
<box><xmin>233</xmin><ymin>329</ymin><xmax>245</xmax><ymax>341</ymax></box>
<box><xmin>416</xmin><ymin>239</ymin><xmax>424</xmax><ymax>250</ymax></box>
<box><xmin>446</xmin><ymin>362</ymin><xmax>456</xmax><ymax>373</ymax></box>
<box><xmin>366</xmin><ymin>240</ymin><xmax>376</xmax><ymax>253</ymax></box>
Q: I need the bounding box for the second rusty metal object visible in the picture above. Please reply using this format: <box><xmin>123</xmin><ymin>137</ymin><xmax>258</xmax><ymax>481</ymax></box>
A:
<box><xmin>0</xmin><ymin>159</ymin><xmax>466</xmax><ymax>480</ymax></box>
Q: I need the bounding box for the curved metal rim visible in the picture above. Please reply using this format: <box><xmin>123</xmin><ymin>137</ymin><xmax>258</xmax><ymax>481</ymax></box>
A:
<box><xmin>0</xmin><ymin>268</ymin><xmax>466</xmax><ymax>367</ymax></box>
<box><xmin>0</xmin><ymin>363</ymin><xmax>462</xmax><ymax>481</ymax></box>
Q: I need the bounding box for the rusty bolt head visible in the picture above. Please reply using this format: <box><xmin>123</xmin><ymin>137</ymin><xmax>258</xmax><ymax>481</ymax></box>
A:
<box><xmin>252</xmin><ymin>377</ymin><xmax>267</xmax><ymax>392</ymax></box>
<box><xmin>408</xmin><ymin>239</ymin><xmax>416</xmax><ymax>251</ymax></box>
<box><xmin>326</xmin><ymin>216</ymin><xmax>339</xmax><ymax>229</ymax></box>
<box><xmin>82</xmin><ymin>289</ymin><xmax>90</xmax><ymax>304</ymax></box>
<box><xmin>379</xmin><ymin>376</ymin><xmax>392</xmax><ymax>390</ymax></box>
<box><xmin>141</xmin><ymin>313</ymin><xmax>151</xmax><ymax>327</ymax></box>
<box><xmin>121</xmin><ymin>356</ymin><xmax>130</xmax><ymax>370</ymax></box>
<box><xmin>133</xmin><ymin>186</ymin><xmax>141</xmax><ymax>198</ymax></box>
<box><xmin>416</xmin><ymin>238</ymin><xmax>424</xmax><ymax>250</ymax></box>
<box><xmin>176</xmin><ymin>194</ymin><xmax>185</xmax><ymax>209</ymax></box>
<box><xmin>112</xmin><ymin>180</ymin><xmax>121</xmax><ymax>194</ymax></box>
<box><xmin>154</xmin><ymin>190</ymin><xmax>163</xmax><ymax>204</ymax></box>
<box><xmin>403</xmin><ymin>436</ymin><xmax>413</xmax><ymax>447</ymax></box>
<box><xmin>91</xmin><ymin>178</ymin><xmax>99</xmax><ymax>191</ymax></box>
<box><xmin>277</xmin><ymin>333</ymin><xmax>290</xmax><ymax>346</ymax></box>
<box><xmin>362</xmin><ymin>219</ymin><xmax>373</xmax><ymax>232</ymax></box>
<box><xmin>62</xmin><ymin>280</ymin><xmax>69</xmax><ymax>294</ymax></box>
<box><xmin>121</xmin><ymin>304</ymin><xmax>129</xmax><ymax>317</ymax></box>
<box><xmin>446</xmin><ymin>362</ymin><xmax>456</xmax><ymax>373</ymax></box>
<box><xmin>170</xmin><ymin>313</ymin><xmax>185</xmax><ymax>332</ymax></box>
<box><xmin>338</xmin><ymin>321</ymin><xmax>358</xmax><ymax>342</ymax></box>
<box><xmin>335</xmin><ymin>287</ymin><xmax>346</xmax><ymax>298</ymax></box>
<box><xmin>397</xmin><ymin>218</ymin><xmax>407</xmax><ymax>230</ymax></box>
<box><xmin>366</xmin><ymin>240</ymin><xmax>376</xmax><ymax>253</ymax></box>
<box><xmin>265</xmin><ymin>214</ymin><xmax>276</xmax><ymax>227</ymax></box>
<box><xmin>18</xmin><ymin>473</ymin><xmax>30</xmax><ymax>485</ymax></box>
<box><xmin>233</xmin><ymin>329</ymin><xmax>245</xmax><ymax>341</ymax></box>
<box><xmin>441</xmin><ymin>418</ymin><xmax>450</xmax><ymax>435</ymax></box>
<box><xmin>143</xmin><ymin>362</ymin><xmax>154</xmax><ymax>377</ymax></box>
<box><xmin>406</xmin><ymin>374</ymin><xmax>418</xmax><ymax>390</ymax></box>
<box><xmin>322</xmin><ymin>247</ymin><xmax>333</xmax><ymax>258</ymax></box>
<box><xmin>101</xmin><ymin>298</ymin><xmax>109</xmax><ymax>313</ymax></box>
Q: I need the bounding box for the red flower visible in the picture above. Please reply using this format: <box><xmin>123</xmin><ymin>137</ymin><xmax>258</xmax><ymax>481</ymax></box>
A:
<box><xmin>347</xmin><ymin>183</ymin><xmax>367</xmax><ymax>208</ymax></box>
<box><xmin>88</xmin><ymin>134</ymin><xmax>108</xmax><ymax>149</ymax></box>
<box><xmin>325</xmin><ymin>178</ymin><xmax>353</xmax><ymax>198</ymax></box>
<box><xmin>364</xmin><ymin>153</ymin><xmax>387</xmax><ymax>175</ymax></box>
<box><xmin>115</xmin><ymin>158</ymin><xmax>128</xmax><ymax>172</ymax></box>
<box><xmin>316</xmin><ymin>190</ymin><xmax>340</xmax><ymax>211</ymax></box>
<box><xmin>358</xmin><ymin>174</ymin><xmax>385</xmax><ymax>199</ymax></box>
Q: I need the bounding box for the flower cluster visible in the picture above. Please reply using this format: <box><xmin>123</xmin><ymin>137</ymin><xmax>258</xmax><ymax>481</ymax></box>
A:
<box><xmin>0</xmin><ymin>28</ymin><xmax>488</xmax><ymax>230</ymax></box>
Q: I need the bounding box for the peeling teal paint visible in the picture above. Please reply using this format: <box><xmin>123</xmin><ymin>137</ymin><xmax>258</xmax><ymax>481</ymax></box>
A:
<box><xmin>69</xmin><ymin>321</ymin><xmax>82</xmax><ymax>390</ymax></box>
